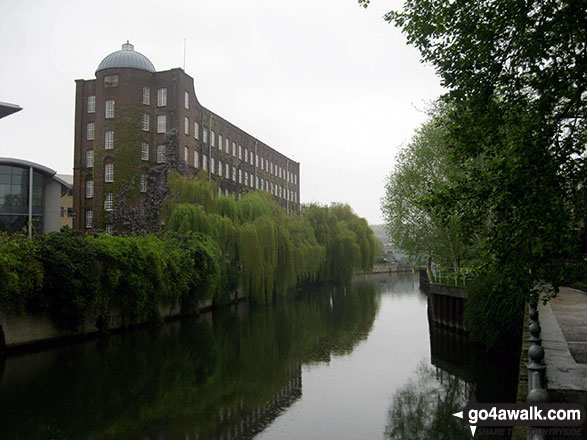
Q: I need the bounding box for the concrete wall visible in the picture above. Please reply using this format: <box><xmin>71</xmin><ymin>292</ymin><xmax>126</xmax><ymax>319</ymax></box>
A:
<box><xmin>0</xmin><ymin>297</ymin><xmax>231</xmax><ymax>352</ymax></box>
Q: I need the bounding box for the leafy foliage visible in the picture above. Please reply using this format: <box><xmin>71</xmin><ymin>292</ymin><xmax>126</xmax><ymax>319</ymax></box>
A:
<box><xmin>381</xmin><ymin>104</ymin><xmax>470</xmax><ymax>267</ymax></box>
<box><xmin>365</xmin><ymin>0</ymin><xmax>585</xmax><ymax>304</ymax></box>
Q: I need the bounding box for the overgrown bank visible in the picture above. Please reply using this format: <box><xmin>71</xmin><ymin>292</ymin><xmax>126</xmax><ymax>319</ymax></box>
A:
<box><xmin>0</xmin><ymin>174</ymin><xmax>379</xmax><ymax>337</ymax></box>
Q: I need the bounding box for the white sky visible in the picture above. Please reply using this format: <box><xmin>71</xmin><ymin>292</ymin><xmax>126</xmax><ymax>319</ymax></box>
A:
<box><xmin>0</xmin><ymin>0</ymin><xmax>443</xmax><ymax>225</ymax></box>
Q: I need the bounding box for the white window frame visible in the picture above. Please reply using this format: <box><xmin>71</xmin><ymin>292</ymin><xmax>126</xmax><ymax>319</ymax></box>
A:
<box><xmin>184</xmin><ymin>91</ymin><xmax>189</xmax><ymax>109</ymax></box>
<box><xmin>184</xmin><ymin>117</ymin><xmax>189</xmax><ymax>136</ymax></box>
<box><xmin>203</xmin><ymin>128</ymin><xmax>208</xmax><ymax>144</ymax></box>
<box><xmin>211</xmin><ymin>131</ymin><xmax>216</xmax><ymax>147</ymax></box>
<box><xmin>157</xmin><ymin>88</ymin><xmax>167</xmax><ymax>107</ymax></box>
<box><xmin>140</xmin><ymin>174</ymin><xmax>147</xmax><ymax>193</ymax></box>
<box><xmin>157</xmin><ymin>145</ymin><xmax>166</xmax><ymax>163</ymax></box>
<box><xmin>232</xmin><ymin>142</ymin><xmax>236</xmax><ymax>157</ymax></box>
<box><xmin>104</xmin><ymin>163</ymin><xmax>114</xmax><ymax>183</ymax></box>
<box><xmin>87</xmin><ymin>95</ymin><xmax>96</xmax><ymax>113</ymax></box>
<box><xmin>194</xmin><ymin>121</ymin><xmax>199</xmax><ymax>139</ymax></box>
<box><xmin>194</xmin><ymin>151</ymin><xmax>199</xmax><ymax>168</ymax></box>
<box><xmin>105</xmin><ymin>99</ymin><xmax>115</xmax><ymax>119</ymax></box>
<box><xmin>85</xmin><ymin>209</ymin><xmax>93</xmax><ymax>229</ymax></box>
<box><xmin>86</xmin><ymin>150</ymin><xmax>94</xmax><ymax>168</ymax></box>
<box><xmin>104</xmin><ymin>192</ymin><xmax>114</xmax><ymax>211</ymax></box>
<box><xmin>86</xmin><ymin>179</ymin><xmax>93</xmax><ymax>198</ymax></box>
<box><xmin>211</xmin><ymin>157</ymin><xmax>215</xmax><ymax>174</ymax></box>
<box><xmin>87</xmin><ymin>122</ymin><xmax>95</xmax><ymax>140</ymax></box>
<box><xmin>184</xmin><ymin>146</ymin><xmax>189</xmax><ymax>163</ymax></box>
<box><xmin>203</xmin><ymin>154</ymin><xmax>208</xmax><ymax>171</ymax></box>
<box><xmin>141</xmin><ymin>142</ymin><xmax>149</xmax><ymax>161</ymax></box>
<box><xmin>142</xmin><ymin>113</ymin><xmax>150</xmax><ymax>132</ymax></box>
<box><xmin>105</xmin><ymin>130</ymin><xmax>114</xmax><ymax>150</ymax></box>
<box><xmin>142</xmin><ymin>86</ymin><xmax>150</xmax><ymax>105</ymax></box>
<box><xmin>218</xmin><ymin>160</ymin><xmax>223</xmax><ymax>177</ymax></box>
<box><xmin>157</xmin><ymin>115</ymin><xmax>166</xmax><ymax>133</ymax></box>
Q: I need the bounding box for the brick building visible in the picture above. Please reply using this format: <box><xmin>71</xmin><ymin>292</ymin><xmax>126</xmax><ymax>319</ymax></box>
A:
<box><xmin>73</xmin><ymin>42</ymin><xmax>300</xmax><ymax>231</ymax></box>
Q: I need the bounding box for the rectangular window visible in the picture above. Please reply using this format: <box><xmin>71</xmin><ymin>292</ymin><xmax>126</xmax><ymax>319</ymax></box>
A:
<box><xmin>211</xmin><ymin>131</ymin><xmax>216</xmax><ymax>147</ymax></box>
<box><xmin>87</xmin><ymin>122</ymin><xmax>95</xmax><ymax>140</ymax></box>
<box><xmin>232</xmin><ymin>142</ymin><xmax>236</xmax><ymax>157</ymax></box>
<box><xmin>105</xmin><ymin>130</ymin><xmax>114</xmax><ymax>149</ymax></box>
<box><xmin>225</xmin><ymin>138</ymin><xmax>229</xmax><ymax>153</ymax></box>
<box><xmin>86</xmin><ymin>180</ymin><xmax>93</xmax><ymax>198</ymax></box>
<box><xmin>203</xmin><ymin>128</ymin><xmax>208</xmax><ymax>144</ymax></box>
<box><xmin>86</xmin><ymin>150</ymin><xmax>94</xmax><ymax>168</ymax></box>
<box><xmin>244</xmin><ymin>149</ymin><xmax>248</xmax><ymax>162</ymax></box>
<box><xmin>225</xmin><ymin>163</ymin><xmax>229</xmax><ymax>177</ymax></box>
<box><xmin>185</xmin><ymin>91</ymin><xmax>189</xmax><ymax>109</ymax></box>
<box><xmin>203</xmin><ymin>155</ymin><xmax>208</xmax><ymax>171</ymax></box>
<box><xmin>141</xmin><ymin>142</ymin><xmax>149</xmax><ymax>161</ymax></box>
<box><xmin>184</xmin><ymin>146</ymin><xmax>189</xmax><ymax>163</ymax></box>
<box><xmin>157</xmin><ymin>115</ymin><xmax>166</xmax><ymax>133</ymax></box>
<box><xmin>87</xmin><ymin>95</ymin><xmax>96</xmax><ymax>113</ymax></box>
<box><xmin>232</xmin><ymin>166</ymin><xmax>236</xmax><ymax>181</ymax></box>
<box><xmin>157</xmin><ymin>88</ymin><xmax>167</xmax><ymax>107</ymax></box>
<box><xmin>140</xmin><ymin>174</ymin><xmax>147</xmax><ymax>193</ymax></box>
<box><xmin>105</xmin><ymin>99</ymin><xmax>115</xmax><ymax>119</ymax></box>
<box><xmin>104</xmin><ymin>163</ymin><xmax>114</xmax><ymax>183</ymax></box>
<box><xmin>238</xmin><ymin>145</ymin><xmax>242</xmax><ymax>160</ymax></box>
<box><xmin>211</xmin><ymin>157</ymin><xmax>215</xmax><ymax>174</ymax></box>
<box><xmin>185</xmin><ymin>117</ymin><xmax>189</xmax><ymax>136</ymax></box>
<box><xmin>194</xmin><ymin>122</ymin><xmax>199</xmax><ymax>139</ymax></box>
<box><xmin>194</xmin><ymin>151</ymin><xmax>199</xmax><ymax>168</ymax></box>
<box><xmin>245</xmin><ymin>171</ymin><xmax>248</xmax><ymax>187</ymax></box>
<box><xmin>239</xmin><ymin>169</ymin><xmax>242</xmax><ymax>184</ymax></box>
<box><xmin>86</xmin><ymin>209</ymin><xmax>93</xmax><ymax>229</ymax></box>
<box><xmin>157</xmin><ymin>145</ymin><xmax>166</xmax><ymax>163</ymax></box>
<box><xmin>104</xmin><ymin>192</ymin><xmax>113</xmax><ymax>211</ymax></box>
<box><xmin>142</xmin><ymin>113</ymin><xmax>150</xmax><ymax>131</ymax></box>
<box><xmin>218</xmin><ymin>134</ymin><xmax>223</xmax><ymax>150</ymax></box>
<box><xmin>218</xmin><ymin>160</ymin><xmax>222</xmax><ymax>177</ymax></box>
<box><xmin>142</xmin><ymin>86</ymin><xmax>150</xmax><ymax>105</ymax></box>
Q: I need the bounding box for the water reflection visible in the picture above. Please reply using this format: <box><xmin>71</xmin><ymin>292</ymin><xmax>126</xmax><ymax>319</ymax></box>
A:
<box><xmin>384</xmin><ymin>361</ymin><xmax>472</xmax><ymax>440</ymax></box>
<box><xmin>0</xmin><ymin>282</ymin><xmax>379</xmax><ymax>440</ymax></box>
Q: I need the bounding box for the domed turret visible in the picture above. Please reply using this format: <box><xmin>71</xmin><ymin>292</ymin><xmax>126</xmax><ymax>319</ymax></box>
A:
<box><xmin>96</xmin><ymin>41</ymin><xmax>155</xmax><ymax>74</ymax></box>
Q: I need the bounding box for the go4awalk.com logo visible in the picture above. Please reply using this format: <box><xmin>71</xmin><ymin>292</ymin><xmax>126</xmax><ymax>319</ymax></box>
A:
<box><xmin>452</xmin><ymin>396</ymin><xmax>585</xmax><ymax>436</ymax></box>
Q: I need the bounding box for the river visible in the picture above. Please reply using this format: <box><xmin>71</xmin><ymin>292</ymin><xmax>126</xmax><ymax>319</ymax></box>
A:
<box><xmin>0</xmin><ymin>272</ymin><xmax>519</xmax><ymax>439</ymax></box>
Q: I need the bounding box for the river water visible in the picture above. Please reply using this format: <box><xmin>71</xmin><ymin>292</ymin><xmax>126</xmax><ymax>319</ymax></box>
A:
<box><xmin>0</xmin><ymin>272</ymin><xmax>519</xmax><ymax>439</ymax></box>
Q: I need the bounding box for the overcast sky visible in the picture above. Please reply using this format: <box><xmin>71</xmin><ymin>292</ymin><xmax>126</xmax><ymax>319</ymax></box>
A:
<box><xmin>0</xmin><ymin>0</ymin><xmax>443</xmax><ymax>225</ymax></box>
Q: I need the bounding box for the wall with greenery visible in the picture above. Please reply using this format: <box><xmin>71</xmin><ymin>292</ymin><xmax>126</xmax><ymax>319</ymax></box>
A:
<box><xmin>0</xmin><ymin>175</ymin><xmax>378</xmax><ymax>330</ymax></box>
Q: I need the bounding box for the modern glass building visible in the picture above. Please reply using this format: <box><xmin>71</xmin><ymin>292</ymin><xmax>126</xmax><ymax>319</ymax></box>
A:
<box><xmin>0</xmin><ymin>158</ymin><xmax>72</xmax><ymax>235</ymax></box>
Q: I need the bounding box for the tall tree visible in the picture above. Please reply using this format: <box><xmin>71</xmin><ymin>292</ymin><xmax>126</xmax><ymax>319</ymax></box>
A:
<box><xmin>363</xmin><ymin>0</ymin><xmax>586</xmax><ymax>300</ymax></box>
<box><xmin>381</xmin><ymin>104</ymin><xmax>469</xmax><ymax>267</ymax></box>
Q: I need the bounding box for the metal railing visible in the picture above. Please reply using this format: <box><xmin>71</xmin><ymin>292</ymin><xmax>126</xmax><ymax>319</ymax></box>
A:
<box><xmin>527</xmin><ymin>301</ymin><xmax>548</xmax><ymax>440</ymax></box>
<box><xmin>428</xmin><ymin>267</ymin><xmax>469</xmax><ymax>287</ymax></box>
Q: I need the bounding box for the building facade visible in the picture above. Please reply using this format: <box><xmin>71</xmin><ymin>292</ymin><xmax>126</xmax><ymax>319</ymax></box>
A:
<box><xmin>73</xmin><ymin>42</ymin><xmax>300</xmax><ymax>231</ymax></box>
<box><xmin>0</xmin><ymin>158</ymin><xmax>72</xmax><ymax>235</ymax></box>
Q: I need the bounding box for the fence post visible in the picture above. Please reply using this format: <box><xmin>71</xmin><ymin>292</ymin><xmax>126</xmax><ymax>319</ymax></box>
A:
<box><xmin>527</xmin><ymin>301</ymin><xmax>548</xmax><ymax>440</ymax></box>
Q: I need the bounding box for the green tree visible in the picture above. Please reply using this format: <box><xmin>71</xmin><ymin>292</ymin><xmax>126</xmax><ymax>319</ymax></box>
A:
<box><xmin>363</xmin><ymin>0</ymin><xmax>586</xmax><ymax>301</ymax></box>
<box><xmin>381</xmin><ymin>104</ymin><xmax>469</xmax><ymax>267</ymax></box>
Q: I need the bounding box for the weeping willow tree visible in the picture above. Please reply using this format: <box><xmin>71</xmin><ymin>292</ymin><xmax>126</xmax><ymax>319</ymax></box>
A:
<box><xmin>303</xmin><ymin>203</ymin><xmax>380</xmax><ymax>284</ymax></box>
<box><xmin>164</xmin><ymin>173</ymin><xmax>377</xmax><ymax>304</ymax></box>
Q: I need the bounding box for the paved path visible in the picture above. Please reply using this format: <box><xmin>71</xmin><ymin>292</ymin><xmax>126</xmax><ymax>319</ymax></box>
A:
<box><xmin>538</xmin><ymin>287</ymin><xmax>587</xmax><ymax>408</ymax></box>
<box><xmin>549</xmin><ymin>287</ymin><xmax>587</xmax><ymax>364</ymax></box>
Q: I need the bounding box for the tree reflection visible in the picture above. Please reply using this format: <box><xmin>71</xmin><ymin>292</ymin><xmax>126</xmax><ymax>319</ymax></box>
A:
<box><xmin>384</xmin><ymin>360</ymin><xmax>472</xmax><ymax>440</ymax></box>
<box><xmin>0</xmin><ymin>281</ymin><xmax>379</xmax><ymax>440</ymax></box>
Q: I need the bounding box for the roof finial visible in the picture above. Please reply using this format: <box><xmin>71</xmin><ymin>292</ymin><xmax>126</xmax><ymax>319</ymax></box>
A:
<box><xmin>122</xmin><ymin>41</ymin><xmax>134</xmax><ymax>51</ymax></box>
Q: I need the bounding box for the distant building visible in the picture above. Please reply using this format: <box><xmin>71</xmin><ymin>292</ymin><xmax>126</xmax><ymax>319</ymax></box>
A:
<box><xmin>57</xmin><ymin>174</ymin><xmax>74</xmax><ymax>229</ymax></box>
<box><xmin>0</xmin><ymin>158</ymin><xmax>73</xmax><ymax>235</ymax></box>
<box><xmin>73</xmin><ymin>42</ymin><xmax>300</xmax><ymax>232</ymax></box>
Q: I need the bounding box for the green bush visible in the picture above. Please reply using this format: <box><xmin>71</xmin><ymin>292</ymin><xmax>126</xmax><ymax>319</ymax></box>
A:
<box><xmin>464</xmin><ymin>270</ymin><xmax>525</xmax><ymax>352</ymax></box>
<box><xmin>0</xmin><ymin>232</ymin><xmax>43</xmax><ymax>314</ymax></box>
<box><xmin>39</xmin><ymin>229</ymin><xmax>100</xmax><ymax>330</ymax></box>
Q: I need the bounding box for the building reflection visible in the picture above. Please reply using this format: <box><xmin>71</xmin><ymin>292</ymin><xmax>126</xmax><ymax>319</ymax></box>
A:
<box><xmin>0</xmin><ymin>281</ymin><xmax>379</xmax><ymax>440</ymax></box>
